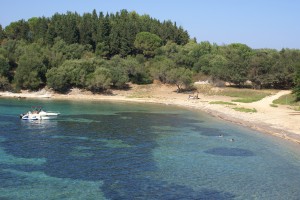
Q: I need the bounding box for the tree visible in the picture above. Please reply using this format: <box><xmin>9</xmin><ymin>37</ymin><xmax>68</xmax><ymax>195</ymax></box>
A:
<box><xmin>4</xmin><ymin>20</ymin><xmax>30</xmax><ymax>40</ymax></box>
<box><xmin>0</xmin><ymin>76</ymin><xmax>10</xmax><ymax>91</ymax></box>
<box><xmin>108</xmin><ymin>56</ymin><xmax>129</xmax><ymax>88</ymax></box>
<box><xmin>28</xmin><ymin>17</ymin><xmax>49</xmax><ymax>43</ymax></box>
<box><xmin>219</xmin><ymin>43</ymin><xmax>253</xmax><ymax>86</ymax></box>
<box><xmin>208</xmin><ymin>55</ymin><xmax>229</xmax><ymax>81</ymax></box>
<box><xmin>166</xmin><ymin>67</ymin><xmax>193</xmax><ymax>92</ymax></box>
<box><xmin>78</xmin><ymin>13</ymin><xmax>95</xmax><ymax>48</ymax></box>
<box><xmin>0</xmin><ymin>24</ymin><xmax>5</xmax><ymax>42</ymax></box>
<box><xmin>86</xmin><ymin>67</ymin><xmax>111</xmax><ymax>92</ymax></box>
<box><xmin>0</xmin><ymin>55</ymin><xmax>9</xmax><ymax>77</ymax></box>
<box><xmin>149</xmin><ymin>56</ymin><xmax>175</xmax><ymax>83</ymax></box>
<box><xmin>123</xmin><ymin>56</ymin><xmax>152</xmax><ymax>84</ymax></box>
<box><xmin>134</xmin><ymin>32</ymin><xmax>162</xmax><ymax>58</ymax></box>
<box><xmin>14</xmin><ymin>43</ymin><xmax>46</xmax><ymax>90</ymax></box>
<box><xmin>293</xmin><ymin>64</ymin><xmax>300</xmax><ymax>101</ymax></box>
<box><xmin>273</xmin><ymin>49</ymin><xmax>300</xmax><ymax>89</ymax></box>
<box><xmin>95</xmin><ymin>42</ymin><xmax>110</xmax><ymax>58</ymax></box>
<box><xmin>46</xmin><ymin>67</ymin><xmax>70</xmax><ymax>93</ymax></box>
<box><xmin>248</xmin><ymin>49</ymin><xmax>278</xmax><ymax>89</ymax></box>
<box><xmin>94</xmin><ymin>13</ymin><xmax>110</xmax><ymax>57</ymax></box>
<box><xmin>191</xmin><ymin>41</ymin><xmax>213</xmax><ymax>58</ymax></box>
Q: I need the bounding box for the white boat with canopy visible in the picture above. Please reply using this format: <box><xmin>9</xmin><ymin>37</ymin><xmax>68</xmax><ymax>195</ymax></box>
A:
<box><xmin>20</xmin><ymin>106</ymin><xmax>60</xmax><ymax>120</ymax></box>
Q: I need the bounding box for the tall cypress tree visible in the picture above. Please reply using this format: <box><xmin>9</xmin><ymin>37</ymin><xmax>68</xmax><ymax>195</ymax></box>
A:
<box><xmin>79</xmin><ymin>13</ymin><xmax>94</xmax><ymax>47</ymax></box>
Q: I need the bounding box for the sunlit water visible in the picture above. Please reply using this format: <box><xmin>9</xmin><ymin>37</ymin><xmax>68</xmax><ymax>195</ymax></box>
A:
<box><xmin>0</xmin><ymin>98</ymin><xmax>300</xmax><ymax>199</ymax></box>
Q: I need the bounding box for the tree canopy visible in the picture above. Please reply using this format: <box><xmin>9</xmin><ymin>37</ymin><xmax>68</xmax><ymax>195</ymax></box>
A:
<box><xmin>0</xmin><ymin>10</ymin><xmax>300</xmax><ymax>99</ymax></box>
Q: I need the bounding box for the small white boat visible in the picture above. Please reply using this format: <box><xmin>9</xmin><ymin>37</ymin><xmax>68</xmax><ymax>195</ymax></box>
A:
<box><xmin>20</xmin><ymin>107</ymin><xmax>60</xmax><ymax>120</ymax></box>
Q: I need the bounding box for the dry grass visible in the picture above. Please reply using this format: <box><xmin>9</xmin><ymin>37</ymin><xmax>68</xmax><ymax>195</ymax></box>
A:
<box><xmin>195</xmin><ymin>85</ymin><xmax>276</xmax><ymax>103</ymax></box>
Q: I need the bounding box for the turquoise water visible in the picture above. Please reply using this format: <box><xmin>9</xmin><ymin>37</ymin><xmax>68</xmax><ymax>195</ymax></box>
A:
<box><xmin>1</xmin><ymin>98</ymin><xmax>300</xmax><ymax>199</ymax></box>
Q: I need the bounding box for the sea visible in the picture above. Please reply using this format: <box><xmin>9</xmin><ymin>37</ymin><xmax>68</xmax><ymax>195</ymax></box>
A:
<box><xmin>0</xmin><ymin>98</ymin><xmax>300</xmax><ymax>200</ymax></box>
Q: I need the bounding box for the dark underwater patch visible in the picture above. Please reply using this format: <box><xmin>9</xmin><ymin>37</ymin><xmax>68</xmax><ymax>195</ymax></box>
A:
<box><xmin>204</xmin><ymin>147</ymin><xmax>255</xmax><ymax>157</ymax></box>
<box><xmin>191</xmin><ymin>126</ymin><xmax>230</xmax><ymax>137</ymax></box>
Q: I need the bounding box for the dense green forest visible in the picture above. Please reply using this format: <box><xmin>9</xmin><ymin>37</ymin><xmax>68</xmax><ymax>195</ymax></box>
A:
<box><xmin>0</xmin><ymin>9</ymin><xmax>300</xmax><ymax>100</ymax></box>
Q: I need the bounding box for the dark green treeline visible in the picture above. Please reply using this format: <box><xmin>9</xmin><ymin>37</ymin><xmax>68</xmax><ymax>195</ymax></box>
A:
<box><xmin>0</xmin><ymin>10</ymin><xmax>300</xmax><ymax>100</ymax></box>
<box><xmin>2</xmin><ymin>9</ymin><xmax>189</xmax><ymax>56</ymax></box>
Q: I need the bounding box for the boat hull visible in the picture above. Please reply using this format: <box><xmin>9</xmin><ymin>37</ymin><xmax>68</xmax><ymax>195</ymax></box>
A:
<box><xmin>20</xmin><ymin>111</ymin><xmax>59</xmax><ymax>120</ymax></box>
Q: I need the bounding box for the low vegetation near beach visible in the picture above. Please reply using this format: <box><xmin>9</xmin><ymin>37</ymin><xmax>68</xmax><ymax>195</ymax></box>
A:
<box><xmin>196</xmin><ymin>85</ymin><xmax>275</xmax><ymax>103</ymax></box>
<box><xmin>273</xmin><ymin>94</ymin><xmax>300</xmax><ymax>110</ymax></box>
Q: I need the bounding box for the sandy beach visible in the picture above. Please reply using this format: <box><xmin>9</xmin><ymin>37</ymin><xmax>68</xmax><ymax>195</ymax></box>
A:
<box><xmin>1</xmin><ymin>83</ymin><xmax>300</xmax><ymax>144</ymax></box>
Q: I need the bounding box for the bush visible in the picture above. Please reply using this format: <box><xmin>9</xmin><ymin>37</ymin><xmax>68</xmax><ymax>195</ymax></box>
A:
<box><xmin>86</xmin><ymin>67</ymin><xmax>112</xmax><ymax>92</ymax></box>
<box><xmin>0</xmin><ymin>76</ymin><xmax>11</xmax><ymax>91</ymax></box>
<box><xmin>46</xmin><ymin>67</ymin><xmax>70</xmax><ymax>93</ymax></box>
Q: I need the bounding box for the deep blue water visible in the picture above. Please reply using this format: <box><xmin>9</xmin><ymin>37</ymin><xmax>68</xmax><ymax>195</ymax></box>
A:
<box><xmin>1</xmin><ymin>98</ymin><xmax>300</xmax><ymax>199</ymax></box>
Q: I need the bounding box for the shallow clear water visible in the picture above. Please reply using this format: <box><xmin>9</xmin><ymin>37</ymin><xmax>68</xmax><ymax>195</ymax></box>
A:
<box><xmin>1</xmin><ymin>98</ymin><xmax>300</xmax><ymax>199</ymax></box>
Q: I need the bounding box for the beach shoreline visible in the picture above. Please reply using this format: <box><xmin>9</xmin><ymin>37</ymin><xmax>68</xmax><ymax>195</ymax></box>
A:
<box><xmin>1</xmin><ymin>84</ymin><xmax>300</xmax><ymax>144</ymax></box>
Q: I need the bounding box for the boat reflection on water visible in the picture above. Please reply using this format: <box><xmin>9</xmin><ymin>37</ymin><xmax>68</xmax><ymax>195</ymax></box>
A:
<box><xmin>20</xmin><ymin>117</ymin><xmax>59</xmax><ymax>131</ymax></box>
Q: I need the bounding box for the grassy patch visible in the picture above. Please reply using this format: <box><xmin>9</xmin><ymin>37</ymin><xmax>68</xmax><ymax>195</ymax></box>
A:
<box><xmin>269</xmin><ymin>104</ymin><xmax>278</xmax><ymax>107</ymax></box>
<box><xmin>232</xmin><ymin>107</ymin><xmax>257</xmax><ymax>113</ymax></box>
<box><xmin>221</xmin><ymin>88</ymin><xmax>273</xmax><ymax>103</ymax></box>
<box><xmin>209</xmin><ymin>101</ymin><xmax>237</xmax><ymax>105</ymax></box>
<box><xmin>232</xmin><ymin>97</ymin><xmax>263</xmax><ymax>103</ymax></box>
<box><xmin>128</xmin><ymin>94</ymin><xmax>152</xmax><ymax>98</ymax></box>
<box><xmin>272</xmin><ymin>94</ymin><xmax>300</xmax><ymax>111</ymax></box>
<box><xmin>273</xmin><ymin>94</ymin><xmax>300</xmax><ymax>106</ymax></box>
<box><xmin>195</xmin><ymin>86</ymin><xmax>275</xmax><ymax>103</ymax></box>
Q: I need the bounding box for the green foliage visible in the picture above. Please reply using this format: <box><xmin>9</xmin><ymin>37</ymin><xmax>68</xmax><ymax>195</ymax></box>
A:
<box><xmin>1</xmin><ymin>10</ymin><xmax>300</xmax><ymax>94</ymax></box>
<box><xmin>209</xmin><ymin>101</ymin><xmax>237</xmax><ymax>105</ymax></box>
<box><xmin>134</xmin><ymin>32</ymin><xmax>162</xmax><ymax>58</ymax></box>
<box><xmin>232</xmin><ymin>97</ymin><xmax>265</xmax><ymax>103</ymax></box>
<box><xmin>293</xmin><ymin>64</ymin><xmax>300</xmax><ymax>101</ymax></box>
<box><xmin>248</xmin><ymin>49</ymin><xmax>278</xmax><ymax>89</ymax></box>
<box><xmin>212</xmin><ymin>87</ymin><xmax>273</xmax><ymax>103</ymax></box>
<box><xmin>108</xmin><ymin>56</ymin><xmax>129</xmax><ymax>88</ymax></box>
<box><xmin>0</xmin><ymin>25</ymin><xmax>4</xmax><ymax>42</ymax></box>
<box><xmin>203</xmin><ymin>54</ymin><xmax>228</xmax><ymax>81</ymax></box>
<box><xmin>1</xmin><ymin>39</ymin><xmax>18</xmax><ymax>64</ymax></box>
<box><xmin>4</xmin><ymin>20</ymin><xmax>30</xmax><ymax>40</ymax></box>
<box><xmin>273</xmin><ymin>94</ymin><xmax>300</xmax><ymax>106</ymax></box>
<box><xmin>86</xmin><ymin>67</ymin><xmax>111</xmax><ymax>92</ymax></box>
<box><xmin>218</xmin><ymin>43</ymin><xmax>253</xmax><ymax>86</ymax></box>
<box><xmin>2</xmin><ymin>10</ymin><xmax>188</xmax><ymax>58</ymax></box>
<box><xmin>46</xmin><ymin>58</ymin><xmax>99</xmax><ymax>92</ymax></box>
<box><xmin>149</xmin><ymin>56</ymin><xmax>175</xmax><ymax>83</ymax></box>
<box><xmin>123</xmin><ymin>56</ymin><xmax>152</xmax><ymax>84</ymax></box>
<box><xmin>95</xmin><ymin>42</ymin><xmax>110</xmax><ymax>58</ymax></box>
<box><xmin>0</xmin><ymin>76</ymin><xmax>10</xmax><ymax>91</ymax></box>
<box><xmin>28</xmin><ymin>17</ymin><xmax>49</xmax><ymax>43</ymax></box>
<box><xmin>0</xmin><ymin>55</ymin><xmax>9</xmax><ymax>76</ymax></box>
<box><xmin>165</xmin><ymin>67</ymin><xmax>193</xmax><ymax>92</ymax></box>
<box><xmin>46</xmin><ymin>67</ymin><xmax>70</xmax><ymax>93</ymax></box>
<box><xmin>232</xmin><ymin>107</ymin><xmax>257</xmax><ymax>113</ymax></box>
<box><xmin>14</xmin><ymin>43</ymin><xmax>46</xmax><ymax>90</ymax></box>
